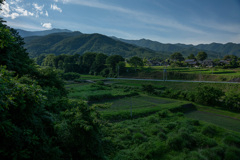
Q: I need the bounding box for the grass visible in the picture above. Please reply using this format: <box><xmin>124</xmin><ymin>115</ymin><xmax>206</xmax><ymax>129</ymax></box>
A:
<box><xmin>98</xmin><ymin>95</ymin><xmax>191</xmax><ymax>121</ymax></box>
<box><xmin>185</xmin><ymin>110</ymin><xmax>240</xmax><ymax>132</ymax></box>
<box><xmin>112</xmin><ymin>79</ymin><xmax>240</xmax><ymax>92</ymax></box>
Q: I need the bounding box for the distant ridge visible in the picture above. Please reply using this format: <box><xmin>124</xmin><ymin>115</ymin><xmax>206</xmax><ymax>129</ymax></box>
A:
<box><xmin>114</xmin><ymin>38</ymin><xmax>240</xmax><ymax>58</ymax></box>
<box><xmin>18</xmin><ymin>28</ymin><xmax>240</xmax><ymax>58</ymax></box>
<box><xmin>16</xmin><ymin>28</ymin><xmax>73</xmax><ymax>37</ymax></box>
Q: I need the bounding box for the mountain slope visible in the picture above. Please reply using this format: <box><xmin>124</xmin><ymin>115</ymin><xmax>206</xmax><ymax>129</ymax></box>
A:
<box><xmin>23</xmin><ymin>32</ymin><xmax>165</xmax><ymax>58</ymax></box>
<box><xmin>195</xmin><ymin>43</ymin><xmax>240</xmax><ymax>56</ymax></box>
<box><xmin>116</xmin><ymin>38</ymin><xmax>223</xmax><ymax>59</ymax></box>
<box><xmin>17</xmin><ymin>28</ymin><xmax>72</xmax><ymax>37</ymax></box>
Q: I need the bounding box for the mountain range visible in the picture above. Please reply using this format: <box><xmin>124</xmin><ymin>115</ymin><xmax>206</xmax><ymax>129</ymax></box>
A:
<box><xmin>17</xmin><ymin>29</ymin><xmax>240</xmax><ymax>59</ymax></box>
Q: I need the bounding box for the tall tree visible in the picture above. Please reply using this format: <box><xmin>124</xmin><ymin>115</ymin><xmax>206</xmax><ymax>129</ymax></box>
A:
<box><xmin>187</xmin><ymin>53</ymin><xmax>196</xmax><ymax>60</ymax></box>
<box><xmin>106</xmin><ymin>55</ymin><xmax>124</xmax><ymax>74</ymax></box>
<box><xmin>196</xmin><ymin>52</ymin><xmax>208</xmax><ymax>61</ymax></box>
<box><xmin>129</xmin><ymin>56</ymin><xmax>144</xmax><ymax>68</ymax></box>
<box><xmin>170</xmin><ymin>52</ymin><xmax>184</xmax><ymax>61</ymax></box>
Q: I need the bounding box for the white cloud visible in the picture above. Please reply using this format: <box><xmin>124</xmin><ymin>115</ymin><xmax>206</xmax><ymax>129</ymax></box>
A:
<box><xmin>0</xmin><ymin>1</ymin><xmax>34</xmax><ymax>19</ymax></box>
<box><xmin>41</xmin><ymin>23</ymin><xmax>52</xmax><ymax>29</ymax></box>
<box><xmin>32</xmin><ymin>3</ymin><xmax>44</xmax><ymax>11</ymax></box>
<box><xmin>54</xmin><ymin>0</ymin><xmax>59</xmax><ymax>2</ymax></box>
<box><xmin>45</xmin><ymin>11</ymin><xmax>49</xmax><ymax>17</ymax></box>
<box><xmin>51</xmin><ymin>4</ymin><xmax>62</xmax><ymax>12</ymax></box>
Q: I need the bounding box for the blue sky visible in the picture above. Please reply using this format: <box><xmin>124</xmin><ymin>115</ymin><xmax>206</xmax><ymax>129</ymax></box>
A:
<box><xmin>1</xmin><ymin>0</ymin><xmax>240</xmax><ymax>44</ymax></box>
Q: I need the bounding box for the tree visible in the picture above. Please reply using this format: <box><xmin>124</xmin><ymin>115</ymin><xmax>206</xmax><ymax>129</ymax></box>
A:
<box><xmin>194</xmin><ymin>85</ymin><xmax>224</xmax><ymax>106</ymax></box>
<box><xmin>196</xmin><ymin>52</ymin><xmax>207</xmax><ymax>61</ymax></box>
<box><xmin>0</xmin><ymin>25</ymin><xmax>35</xmax><ymax>76</ymax></box>
<box><xmin>170</xmin><ymin>52</ymin><xmax>184</xmax><ymax>61</ymax></box>
<box><xmin>82</xmin><ymin>52</ymin><xmax>97</xmax><ymax>73</ymax></box>
<box><xmin>106</xmin><ymin>55</ymin><xmax>124</xmax><ymax>76</ymax></box>
<box><xmin>187</xmin><ymin>54</ymin><xmax>196</xmax><ymax>60</ymax></box>
<box><xmin>90</xmin><ymin>53</ymin><xmax>108</xmax><ymax>75</ymax></box>
<box><xmin>129</xmin><ymin>56</ymin><xmax>144</xmax><ymax>69</ymax></box>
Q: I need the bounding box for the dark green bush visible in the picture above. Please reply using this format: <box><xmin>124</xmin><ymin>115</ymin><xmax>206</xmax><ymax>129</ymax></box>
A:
<box><xmin>201</xmin><ymin>125</ymin><xmax>218</xmax><ymax>137</ymax></box>
<box><xmin>224</xmin><ymin>146</ymin><xmax>240</xmax><ymax>160</ymax></box>
<box><xmin>224</xmin><ymin>134</ymin><xmax>240</xmax><ymax>147</ymax></box>
<box><xmin>62</xmin><ymin>72</ymin><xmax>81</xmax><ymax>80</ymax></box>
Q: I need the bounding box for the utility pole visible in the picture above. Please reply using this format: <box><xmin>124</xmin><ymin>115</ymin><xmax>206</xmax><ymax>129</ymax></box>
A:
<box><xmin>130</xmin><ymin>97</ymin><xmax>132</xmax><ymax>118</ymax></box>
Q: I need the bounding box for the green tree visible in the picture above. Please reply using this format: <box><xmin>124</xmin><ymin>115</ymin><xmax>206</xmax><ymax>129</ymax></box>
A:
<box><xmin>195</xmin><ymin>85</ymin><xmax>224</xmax><ymax>106</ymax></box>
<box><xmin>129</xmin><ymin>56</ymin><xmax>144</xmax><ymax>69</ymax></box>
<box><xmin>0</xmin><ymin>67</ymin><xmax>62</xmax><ymax>160</ymax></box>
<box><xmin>90</xmin><ymin>53</ymin><xmax>108</xmax><ymax>75</ymax></box>
<box><xmin>0</xmin><ymin>25</ymin><xmax>35</xmax><ymax>76</ymax></box>
<box><xmin>187</xmin><ymin>53</ymin><xmax>196</xmax><ymax>60</ymax></box>
<box><xmin>196</xmin><ymin>52</ymin><xmax>208</xmax><ymax>61</ymax></box>
<box><xmin>82</xmin><ymin>52</ymin><xmax>97</xmax><ymax>73</ymax></box>
<box><xmin>170</xmin><ymin>52</ymin><xmax>184</xmax><ymax>61</ymax></box>
<box><xmin>106</xmin><ymin>55</ymin><xmax>124</xmax><ymax>76</ymax></box>
<box><xmin>54</xmin><ymin>101</ymin><xmax>105</xmax><ymax>160</ymax></box>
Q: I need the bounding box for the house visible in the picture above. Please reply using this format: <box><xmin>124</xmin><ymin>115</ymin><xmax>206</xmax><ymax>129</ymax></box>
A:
<box><xmin>185</xmin><ymin>59</ymin><xmax>197</xmax><ymax>66</ymax></box>
<box><xmin>202</xmin><ymin>60</ymin><xmax>214</xmax><ymax>67</ymax></box>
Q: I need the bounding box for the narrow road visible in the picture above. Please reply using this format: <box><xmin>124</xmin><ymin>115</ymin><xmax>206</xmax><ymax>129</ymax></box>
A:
<box><xmin>106</xmin><ymin>78</ymin><xmax>240</xmax><ymax>84</ymax></box>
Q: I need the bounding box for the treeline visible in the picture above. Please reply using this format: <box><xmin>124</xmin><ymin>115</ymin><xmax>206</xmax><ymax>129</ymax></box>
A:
<box><xmin>35</xmin><ymin>53</ymin><xmax>126</xmax><ymax>77</ymax></box>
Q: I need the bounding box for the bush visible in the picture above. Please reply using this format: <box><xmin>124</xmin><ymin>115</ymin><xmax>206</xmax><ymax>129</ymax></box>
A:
<box><xmin>62</xmin><ymin>72</ymin><xmax>81</xmax><ymax>80</ymax></box>
<box><xmin>224</xmin><ymin>146</ymin><xmax>240</xmax><ymax>160</ymax></box>
<box><xmin>194</xmin><ymin>85</ymin><xmax>224</xmax><ymax>106</ymax></box>
<box><xmin>201</xmin><ymin>125</ymin><xmax>218</xmax><ymax>137</ymax></box>
<box><xmin>224</xmin><ymin>135</ymin><xmax>240</xmax><ymax>147</ymax></box>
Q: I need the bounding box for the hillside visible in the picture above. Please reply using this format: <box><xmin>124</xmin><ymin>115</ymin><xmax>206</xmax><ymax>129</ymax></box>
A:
<box><xmin>116</xmin><ymin>38</ymin><xmax>223</xmax><ymax>59</ymax></box>
<box><xmin>116</xmin><ymin>38</ymin><xmax>240</xmax><ymax>58</ymax></box>
<box><xmin>195</xmin><ymin>42</ymin><xmax>240</xmax><ymax>56</ymax></box>
<box><xmin>23</xmin><ymin>32</ymin><xmax>165</xmax><ymax>58</ymax></box>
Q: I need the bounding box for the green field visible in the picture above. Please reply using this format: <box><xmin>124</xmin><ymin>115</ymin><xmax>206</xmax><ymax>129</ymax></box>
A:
<box><xmin>64</xmin><ymin>80</ymin><xmax>240</xmax><ymax>159</ymax></box>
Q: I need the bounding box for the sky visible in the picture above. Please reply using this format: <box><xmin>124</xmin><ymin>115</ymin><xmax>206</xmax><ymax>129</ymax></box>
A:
<box><xmin>1</xmin><ymin>0</ymin><xmax>240</xmax><ymax>45</ymax></box>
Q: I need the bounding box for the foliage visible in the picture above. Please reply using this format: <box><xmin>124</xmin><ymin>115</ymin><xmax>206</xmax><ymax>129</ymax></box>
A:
<box><xmin>0</xmin><ymin>24</ymin><xmax>35</xmax><ymax>76</ymax></box>
<box><xmin>170</xmin><ymin>52</ymin><xmax>185</xmax><ymax>61</ymax></box>
<box><xmin>62</xmin><ymin>72</ymin><xmax>81</xmax><ymax>80</ymax></box>
<box><xmin>54</xmin><ymin>100</ymin><xmax>106</xmax><ymax>160</ymax></box>
<box><xmin>196</xmin><ymin>51</ymin><xmax>208</xmax><ymax>61</ymax></box>
<box><xmin>128</xmin><ymin>56</ymin><xmax>144</xmax><ymax>68</ymax></box>
<box><xmin>0</xmin><ymin>67</ymin><xmax>62</xmax><ymax>160</ymax></box>
<box><xmin>194</xmin><ymin>85</ymin><xmax>224</xmax><ymax>106</ymax></box>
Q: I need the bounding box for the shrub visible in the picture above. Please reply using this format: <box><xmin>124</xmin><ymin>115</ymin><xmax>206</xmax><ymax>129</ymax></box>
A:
<box><xmin>224</xmin><ymin>135</ymin><xmax>240</xmax><ymax>147</ymax></box>
<box><xmin>62</xmin><ymin>72</ymin><xmax>81</xmax><ymax>80</ymax></box>
<box><xmin>194</xmin><ymin>85</ymin><xmax>224</xmax><ymax>106</ymax></box>
<box><xmin>201</xmin><ymin>125</ymin><xmax>218</xmax><ymax>137</ymax></box>
<box><xmin>224</xmin><ymin>146</ymin><xmax>240</xmax><ymax>160</ymax></box>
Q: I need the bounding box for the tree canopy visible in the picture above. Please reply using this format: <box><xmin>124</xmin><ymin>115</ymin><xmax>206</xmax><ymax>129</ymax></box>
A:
<box><xmin>196</xmin><ymin>51</ymin><xmax>208</xmax><ymax>61</ymax></box>
<box><xmin>170</xmin><ymin>52</ymin><xmax>184</xmax><ymax>61</ymax></box>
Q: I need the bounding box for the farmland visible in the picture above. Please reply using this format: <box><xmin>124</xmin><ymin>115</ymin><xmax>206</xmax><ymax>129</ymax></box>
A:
<box><xmin>66</xmin><ymin>79</ymin><xmax>240</xmax><ymax>159</ymax></box>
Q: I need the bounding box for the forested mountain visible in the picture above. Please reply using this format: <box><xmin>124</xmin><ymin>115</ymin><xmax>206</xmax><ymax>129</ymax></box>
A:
<box><xmin>23</xmin><ymin>32</ymin><xmax>165</xmax><ymax>58</ymax></box>
<box><xmin>20</xmin><ymin>28</ymin><xmax>240</xmax><ymax>59</ymax></box>
<box><xmin>115</xmin><ymin>38</ymin><xmax>240</xmax><ymax>58</ymax></box>
<box><xmin>195</xmin><ymin>43</ymin><xmax>240</xmax><ymax>56</ymax></box>
<box><xmin>115</xmin><ymin>38</ymin><xmax>223</xmax><ymax>59</ymax></box>
<box><xmin>16</xmin><ymin>28</ymin><xmax>72</xmax><ymax>37</ymax></box>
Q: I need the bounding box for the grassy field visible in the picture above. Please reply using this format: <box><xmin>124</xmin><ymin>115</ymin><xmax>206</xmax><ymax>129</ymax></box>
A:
<box><xmin>185</xmin><ymin>110</ymin><xmax>240</xmax><ymax>132</ymax></box>
<box><xmin>111</xmin><ymin>79</ymin><xmax>240</xmax><ymax>92</ymax></box>
<box><xmin>123</xmin><ymin>66</ymin><xmax>240</xmax><ymax>81</ymax></box>
<box><xmin>65</xmin><ymin>79</ymin><xmax>240</xmax><ymax>159</ymax></box>
<box><xmin>147</xmin><ymin>66</ymin><xmax>240</xmax><ymax>76</ymax></box>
